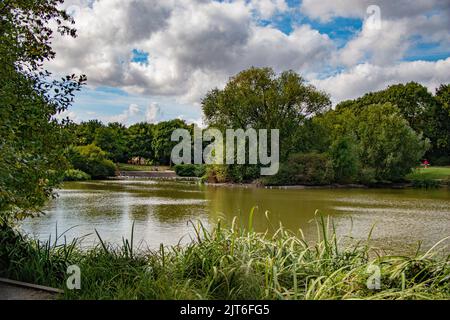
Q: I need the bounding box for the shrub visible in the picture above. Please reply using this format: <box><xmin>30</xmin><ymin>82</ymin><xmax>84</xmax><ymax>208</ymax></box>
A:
<box><xmin>356</xmin><ymin>103</ymin><xmax>429</xmax><ymax>182</ymax></box>
<box><xmin>429</xmin><ymin>155</ymin><xmax>450</xmax><ymax>166</ymax></box>
<box><xmin>412</xmin><ymin>179</ymin><xmax>440</xmax><ymax>189</ymax></box>
<box><xmin>63</xmin><ymin>169</ymin><xmax>91</xmax><ymax>181</ymax></box>
<box><xmin>67</xmin><ymin>144</ymin><xmax>116</xmax><ymax>179</ymax></box>
<box><xmin>264</xmin><ymin>152</ymin><xmax>334</xmax><ymax>186</ymax></box>
<box><xmin>329</xmin><ymin>136</ymin><xmax>359</xmax><ymax>183</ymax></box>
<box><xmin>228</xmin><ymin>164</ymin><xmax>260</xmax><ymax>183</ymax></box>
<box><xmin>174</xmin><ymin>164</ymin><xmax>206</xmax><ymax>177</ymax></box>
<box><xmin>205</xmin><ymin>165</ymin><xmax>229</xmax><ymax>183</ymax></box>
<box><xmin>359</xmin><ymin>168</ymin><xmax>377</xmax><ymax>185</ymax></box>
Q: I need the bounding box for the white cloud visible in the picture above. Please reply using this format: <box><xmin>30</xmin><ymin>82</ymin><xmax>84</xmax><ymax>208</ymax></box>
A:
<box><xmin>311</xmin><ymin>58</ymin><xmax>450</xmax><ymax>104</ymax></box>
<box><xmin>128</xmin><ymin>104</ymin><xmax>141</xmax><ymax>116</ymax></box>
<box><xmin>55</xmin><ymin>110</ymin><xmax>79</xmax><ymax>123</ymax></box>
<box><xmin>48</xmin><ymin>0</ymin><xmax>334</xmax><ymax>104</ymax></box>
<box><xmin>145</xmin><ymin>103</ymin><xmax>160</xmax><ymax>123</ymax></box>
<box><xmin>248</xmin><ymin>0</ymin><xmax>288</xmax><ymax>20</ymax></box>
<box><xmin>300</xmin><ymin>0</ymin><xmax>446</xmax><ymax>21</ymax></box>
<box><xmin>104</xmin><ymin>103</ymin><xmax>149</xmax><ymax>125</ymax></box>
<box><xmin>47</xmin><ymin>0</ymin><xmax>449</xmax><ymax>115</ymax></box>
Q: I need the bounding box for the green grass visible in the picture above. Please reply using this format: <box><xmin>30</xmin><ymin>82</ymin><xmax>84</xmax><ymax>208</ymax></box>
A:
<box><xmin>117</xmin><ymin>163</ymin><xmax>171</xmax><ymax>172</ymax></box>
<box><xmin>407</xmin><ymin>166</ymin><xmax>450</xmax><ymax>181</ymax></box>
<box><xmin>1</xmin><ymin>213</ymin><xmax>449</xmax><ymax>300</ymax></box>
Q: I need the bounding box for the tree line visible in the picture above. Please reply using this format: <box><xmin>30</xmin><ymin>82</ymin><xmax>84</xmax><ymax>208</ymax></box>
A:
<box><xmin>66</xmin><ymin>67</ymin><xmax>449</xmax><ymax>186</ymax></box>
<box><xmin>1</xmin><ymin>1</ymin><xmax>449</xmax><ymax>223</ymax></box>
<box><xmin>201</xmin><ymin>68</ymin><xmax>449</xmax><ymax>185</ymax></box>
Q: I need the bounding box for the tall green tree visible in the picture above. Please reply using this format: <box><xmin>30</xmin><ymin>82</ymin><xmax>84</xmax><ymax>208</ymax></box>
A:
<box><xmin>94</xmin><ymin>122</ymin><xmax>128</xmax><ymax>163</ymax></box>
<box><xmin>355</xmin><ymin>104</ymin><xmax>429</xmax><ymax>182</ymax></box>
<box><xmin>152</xmin><ymin>119</ymin><xmax>191</xmax><ymax>165</ymax></box>
<box><xmin>202</xmin><ymin>67</ymin><xmax>331</xmax><ymax>161</ymax></box>
<box><xmin>127</xmin><ymin>122</ymin><xmax>154</xmax><ymax>160</ymax></box>
<box><xmin>430</xmin><ymin>84</ymin><xmax>450</xmax><ymax>164</ymax></box>
<box><xmin>336</xmin><ymin>82</ymin><xmax>449</xmax><ymax>163</ymax></box>
<box><xmin>73</xmin><ymin>120</ymin><xmax>105</xmax><ymax>145</ymax></box>
<box><xmin>0</xmin><ymin>0</ymin><xmax>85</xmax><ymax>223</ymax></box>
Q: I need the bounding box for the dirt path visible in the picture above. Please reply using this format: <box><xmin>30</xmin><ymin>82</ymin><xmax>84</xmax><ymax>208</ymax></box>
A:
<box><xmin>0</xmin><ymin>283</ymin><xmax>58</xmax><ymax>300</ymax></box>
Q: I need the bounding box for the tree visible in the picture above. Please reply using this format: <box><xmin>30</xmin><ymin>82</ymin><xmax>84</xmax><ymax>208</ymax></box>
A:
<box><xmin>329</xmin><ymin>136</ymin><xmax>360</xmax><ymax>183</ymax></box>
<box><xmin>152</xmin><ymin>119</ymin><xmax>191</xmax><ymax>165</ymax></box>
<box><xmin>0</xmin><ymin>0</ymin><xmax>85</xmax><ymax>223</ymax></box>
<box><xmin>335</xmin><ymin>82</ymin><xmax>447</xmax><ymax>163</ymax></box>
<box><xmin>429</xmin><ymin>84</ymin><xmax>450</xmax><ymax>164</ymax></box>
<box><xmin>336</xmin><ymin>82</ymin><xmax>435</xmax><ymax>132</ymax></box>
<box><xmin>67</xmin><ymin>144</ymin><xmax>116</xmax><ymax>179</ymax></box>
<box><xmin>127</xmin><ymin>122</ymin><xmax>155</xmax><ymax>160</ymax></box>
<box><xmin>202</xmin><ymin>67</ymin><xmax>331</xmax><ymax>161</ymax></box>
<box><xmin>94</xmin><ymin>122</ymin><xmax>128</xmax><ymax>163</ymax></box>
<box><xmin>73</xmin><ymin>120</ymin><xmax>104</xmax><ymax>145</ymax></box>
<box><xmin>355</xmin><ymin>104</ymin><xmax>429</xmax><ymax>182</ymax></box>
<box><xmin>435</xmin><ymin>84</ymin><xmax>450</xmax><ymax>114</ymax></box>
<box><xmin>264</xmin><ymin>152</ymin><xmax>334</xmax><ymax>186</ymax></box>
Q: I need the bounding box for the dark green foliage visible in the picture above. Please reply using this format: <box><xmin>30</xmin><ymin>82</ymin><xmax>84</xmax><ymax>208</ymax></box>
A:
<box><xmin>152</xmin><ymin>119</ymin><xmax>192</xmax><ymax>165</ymax></box>
<box><xmin>329</xmin><ymin>136</ymin><xmax>360</xmax><ymax>183</ymax></box>
<box><xmin>336</xmin><ymin>82</ymin><xmax>450</xmax><ymax>164</ymax></box>
<box><xmin>316</xmin><ymin>103</ymin><xmax>429</xmax><ymax>184</ymax></box>
<box><xmin>93</xmin><ymin>122</ymin><xmax>128</xmax><ymax>163</ymax></box>
<box><xmin>0</xmin><ymin>223</ymin><xmax>77</xmax><ymax>288</ymax></box>
<box><xmin>356</xmin><ymin>104</ymin><xmax>429</xmax><ymax>182</ymax></box>
<box><xmin>412</xmin><ymin>179</ymin><xmax>440</xmax><ymax>189</ymax></box>
<box><xmin>0</xmin><ymin>0</ymin><xmax>86</xmax><ymax>223</ymax></box>
<box><xmin>71</xmin><ymin>120</ymin><xmax>104</xmax><ymax>145</ymax></box>
<box><xmin>67</xmin><ymin>144</ymin><xmax>116</xmax><ymax>179</ymax></box>
<box><xmin>227</xmin><ymin>164</ymin><xmax>261</xmax><ymax>183</ymax></box>
<box><xmin>429</xmin><ymin>155</ymin><xmax>450</xmax><ymax>166</ymax></box>
<box><xmin>127</xmin><ymin>122</ymin><xmax>155</xmax><ymax>160</ymax></box>
<box><xmin>68</xmin><ymin>119</ymin><xmax>192</xmax><ymax>166</ymax></box>
<box><xmin>63</xmin><ymin>169</ymin><xmax>91</xmax><ymax>181</ymax></box>
<box><xmin>174</xmin><ymin>164</ymin><xmax>206</xmax><ymax>177</ymax></box>
<box><xmin>265</xmin><ymin>153</ymin><xmax>334</xmax><ymax>186</ymax></box>
<box><xmin>202</xmin><ymin>67</ymin><xmax>331</xmax><ymax>162</ymax></box>
<box><xmin>1</xmin><ymin>218</ymin><xmax>448</xmax><ymax>299</ymax></box>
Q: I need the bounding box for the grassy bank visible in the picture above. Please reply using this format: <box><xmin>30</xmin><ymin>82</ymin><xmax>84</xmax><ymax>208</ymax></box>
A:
<box><xmin>407</xmin><ymin>166</ymin><xmax>450</xmax><ymax>181</ymax></box>
<box><xmin>1</xmin><ymin>214</ymin><xmax>449</xmax><ymax>300</ymax></box>
<box><xmin>118</xmin><ymin>163</ymin><xmax>171</xmax><ymax>172</ymax></box>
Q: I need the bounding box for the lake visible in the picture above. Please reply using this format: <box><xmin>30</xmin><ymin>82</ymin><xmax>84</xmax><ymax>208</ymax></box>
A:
<box><xmin>21</xmin><ymin>179</ymin><xmax>450</xmax><ymax>255</ymax></box>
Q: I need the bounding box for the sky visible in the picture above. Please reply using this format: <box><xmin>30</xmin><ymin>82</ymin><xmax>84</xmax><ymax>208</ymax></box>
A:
<box><xmin>49</xmin><ymin>0</ymin><xmax>450</xmax><ymax>126</ymax></box>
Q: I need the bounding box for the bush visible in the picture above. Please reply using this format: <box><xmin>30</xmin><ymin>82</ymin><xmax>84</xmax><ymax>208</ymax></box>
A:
<box><xmin>174</xmin><ymin>164</ymin><xmax>206</xmax><ymax>177</ymax></box>
<box><xmin>205</xmin><ymin>165</ymin><xmax>229</xmax><ymax>183</ymax></box>
<box><xmin>329</xmin><ymin>136</ymin><xmax>359</xmax><ymax>183</ymax></box>
<box><xmin>356</xmin><ymin>103</ymin><xmax>429</xmax><ymax>182</ymax></box>
<box><xmin>429</xmin><ymin>155</ymin><xmax>450</xmax><ymax>166</ymax></box>
<box><xmin>412</xmin><ymin>179</ymin><xmax>440</xmax><ymax>189</ymax></box>
<box><xmin>228</xmin><ymin>164</ymin><xmax>260</xmax><ymax>183</ymax></box>
<box><xmin>67</xmin><ymin>144</ymin><xmax>116</xmax><ymax>179</ymax></box>
<box><xmin>264</xmin><ymin>152</ymin><xmax>334</xmax><ymax>186</ymax></box>
<box><xmin>63</xmin><ymin>169</ymin><xmax>91</xmax><ymax>181</ymax></box>
<box><xmin>359</xmin><ymin>168</ymin><xmax>377</xmax><ymax>185</ymax></box>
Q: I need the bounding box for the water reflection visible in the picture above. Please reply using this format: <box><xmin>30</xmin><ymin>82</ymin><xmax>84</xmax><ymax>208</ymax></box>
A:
<box><xmin>21</xmin><ymin>180</ymin><xmax>450</xmax><ymax>254</ymax></box>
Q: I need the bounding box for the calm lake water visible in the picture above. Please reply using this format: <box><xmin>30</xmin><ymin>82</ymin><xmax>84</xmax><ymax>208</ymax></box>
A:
<box><xmin>21</xmin><ymin>180</ymin><xmax>450</xmax><ymax>254</ymax></box>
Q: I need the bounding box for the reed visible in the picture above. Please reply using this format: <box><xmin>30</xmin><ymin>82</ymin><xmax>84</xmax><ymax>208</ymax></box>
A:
<box><xmin>1</xmin><ymin>211</ymin><xmax>449</xmax><ymax>300</ymax></box>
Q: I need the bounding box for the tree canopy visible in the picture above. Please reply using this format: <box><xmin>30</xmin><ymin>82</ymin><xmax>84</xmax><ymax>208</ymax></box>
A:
<box><xmin>202</xmin><ymin>67</ymin><xmax>331</xmax><ymax>160</ymax></box>
<box><xmin>336</xmin><ymin>82</ymin><xmax>450</xmax><ymax>164</ymax></box>
<box><xmin>0</xmin><ymin>0</ymin><xmax>85</xmax><ymax>223</ymax></box>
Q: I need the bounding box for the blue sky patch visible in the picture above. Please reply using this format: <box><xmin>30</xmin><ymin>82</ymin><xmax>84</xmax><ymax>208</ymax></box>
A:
<box><xmin>131</xmin><ymin>49</ymin><xmax>150</xmax><ymax>65</ymax></box>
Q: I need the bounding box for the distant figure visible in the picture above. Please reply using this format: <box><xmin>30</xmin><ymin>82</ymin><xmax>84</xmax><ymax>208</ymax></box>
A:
<box><xmin>422</xmin><ymin>159</ymin><xmax>430</xmax><ymax>168</ymax></box>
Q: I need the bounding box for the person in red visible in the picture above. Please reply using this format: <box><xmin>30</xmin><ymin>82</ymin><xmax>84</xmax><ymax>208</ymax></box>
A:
<box><xmin>422</xmin><ymin>159</ymin><xmax>430</xmax><ymax>168</ymax></box>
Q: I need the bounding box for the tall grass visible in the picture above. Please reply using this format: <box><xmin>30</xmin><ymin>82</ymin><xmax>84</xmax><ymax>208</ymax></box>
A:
<box><xmin>1</xmin><ymin>212</ymin><xmax>449</xmax><ymax>300</ymax></box>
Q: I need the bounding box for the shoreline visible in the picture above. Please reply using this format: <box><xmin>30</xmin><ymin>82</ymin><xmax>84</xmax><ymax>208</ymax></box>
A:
<box><xmin>106</xmin><ymin>175</ymin><xmax>449</xmax><ymax>190</ymax></box>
